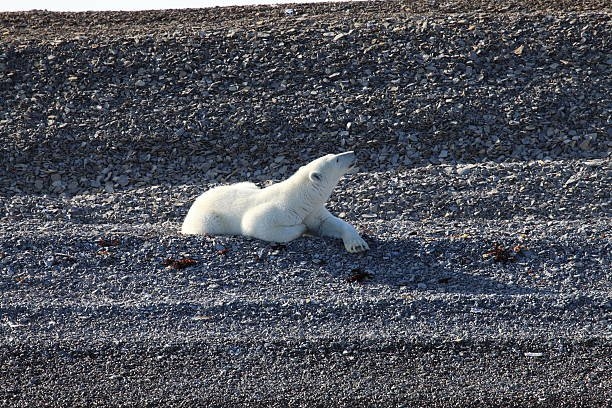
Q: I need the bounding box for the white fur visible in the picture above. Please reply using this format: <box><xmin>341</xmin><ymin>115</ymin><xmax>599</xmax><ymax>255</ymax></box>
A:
<box><xmin>181</xmin><ymin>151</ymin><xmax>369</xmax><ymax>253</ymax></box>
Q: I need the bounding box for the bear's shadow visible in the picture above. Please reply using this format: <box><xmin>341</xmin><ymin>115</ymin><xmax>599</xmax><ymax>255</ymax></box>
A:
<box><xmin>291</xmin><ymin>234</ymin><xmax>539</xmax><ymax>296</ymax></box>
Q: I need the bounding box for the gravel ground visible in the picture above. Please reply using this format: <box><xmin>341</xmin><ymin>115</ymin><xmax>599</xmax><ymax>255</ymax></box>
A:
<box><xmin>1</xmin><ymin>1</ymin><xmax>611</xmax><ymax>406</ymax></box>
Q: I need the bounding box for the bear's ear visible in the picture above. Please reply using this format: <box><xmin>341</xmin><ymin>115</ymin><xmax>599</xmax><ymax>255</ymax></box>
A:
<box><xmin>309</xmin><ymin>171</ymin><xmax>322</xmax><ymax>183</ymax></box>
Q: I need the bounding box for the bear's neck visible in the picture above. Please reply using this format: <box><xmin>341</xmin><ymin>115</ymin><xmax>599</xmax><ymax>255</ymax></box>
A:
<box><xmin>273</xmin><ymin>173</ymin><xmax>338</xmax><ymax>217</ymax></box>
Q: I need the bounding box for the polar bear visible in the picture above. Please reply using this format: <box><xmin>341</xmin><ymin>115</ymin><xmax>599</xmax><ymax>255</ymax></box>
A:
<box><xmin>181</xmin><ymin>151</ymin><xmax>369</xmax><ymax>253</ymax></box>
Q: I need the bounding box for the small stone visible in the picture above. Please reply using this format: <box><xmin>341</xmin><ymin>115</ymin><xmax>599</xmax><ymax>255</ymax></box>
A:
<box><xmin>116</xmin><ymin>174</ymin><xmax>129</xmax><ymax>187</ymax></box>
<box><xmin>456</xmin><ymin>164</ymin><xmax>476</xmax><ymax>176</ymax></box>
<box><xmin>135</xmin><ymin>79</ymin><xmax>146</xmax><ymax>87</ymax></box>
<box><xmin>513</xmin><ymin>44</ymin><xmax>524</xmax><ymax>56</ymax></box>
<box><xmin>333</xmin><ymin>33</ymin><xmax>347</xmax><ymax>42</ymax></box>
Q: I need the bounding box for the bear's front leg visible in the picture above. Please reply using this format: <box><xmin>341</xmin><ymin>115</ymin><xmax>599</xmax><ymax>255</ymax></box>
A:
<box><xmin>304</xmin><ymin>208</ymin><xmax>369</xmax><ymax>253</ymax></box>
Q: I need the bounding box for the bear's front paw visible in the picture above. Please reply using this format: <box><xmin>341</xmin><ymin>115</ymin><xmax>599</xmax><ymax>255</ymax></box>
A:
<box><xmin>343</xmin><ymin>236</ymin><xmax>370</xmax><ymax>253</ymax></box>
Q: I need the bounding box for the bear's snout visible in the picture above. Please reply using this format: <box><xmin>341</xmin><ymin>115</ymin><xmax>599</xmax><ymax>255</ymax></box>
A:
<box><xmin>333</xmin><ymin>151</ymin><xmax>357</xmax><ymax>173</ymax></box>
<box><xmin>335</xmin><ymin>151</ymin><xmax>355</xmax><ymax>160</ymax></box>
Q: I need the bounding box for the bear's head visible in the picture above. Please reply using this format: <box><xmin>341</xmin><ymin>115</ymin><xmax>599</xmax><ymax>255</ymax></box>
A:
<box><xmin>290</xmin><ymin>151</ymin><xmax>359</xmax><ymax>205</ymax></box>
<box><xmin>306</xmin><ymin>151</ymin><xmax>358</xmax><ymax>185</ymax></box>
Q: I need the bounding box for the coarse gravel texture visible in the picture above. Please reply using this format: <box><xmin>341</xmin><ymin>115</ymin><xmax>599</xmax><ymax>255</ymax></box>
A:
<box><xmin>1</xmin><ymin>0</ymin><xmax>611</xmax><ymax>407</ymax></box>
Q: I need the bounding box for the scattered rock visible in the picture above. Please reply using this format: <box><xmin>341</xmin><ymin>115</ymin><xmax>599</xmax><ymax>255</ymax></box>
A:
<box><xmin>0</xmin><ymin>2</ymin><xmax>608</xmax><ymax>195</ymax></box>
<box><xmin>0</xmin><ymin>2</ymin><xmax>609</xmax><ymax>407</ymax></box>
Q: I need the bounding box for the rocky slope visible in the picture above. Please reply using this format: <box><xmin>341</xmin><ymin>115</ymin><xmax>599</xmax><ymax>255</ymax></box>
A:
<box><xmin>0</xmin><ymin>1</ymin><xmax>610</xmax><ymax>406</ymax></box>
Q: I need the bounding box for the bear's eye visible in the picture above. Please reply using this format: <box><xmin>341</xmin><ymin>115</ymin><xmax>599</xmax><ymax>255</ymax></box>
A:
<box><xmin>335</xmin><ymin>158</ymin><xmax>339</xmax><ymax>163</ymax></box>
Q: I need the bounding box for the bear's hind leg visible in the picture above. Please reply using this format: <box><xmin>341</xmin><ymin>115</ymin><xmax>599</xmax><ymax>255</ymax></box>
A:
<box><xmin>249</xmin><ymin>223</ymin><xmax>307</xmax><ymax>244</ymax></box>
<box><xmin>258</xmin><ymin>224</ymin><xmax>306</xmax><ymax>243</ymax></box>
<box><xmin>241</xmin><ymin>205</ymin><xmax>307</xmax><ymax>243</ymax></box>
<box><xmin>200</xmin><ymin>213</ymin><xmax>229</xmax><ymax>235</ymax></box>
<box><xmin>182</xmin><ymin>211</ymin><xmax>226</xmax><ymax>235</ymax></box>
